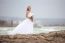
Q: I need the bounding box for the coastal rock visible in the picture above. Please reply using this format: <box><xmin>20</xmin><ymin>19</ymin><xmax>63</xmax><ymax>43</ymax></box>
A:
<box><xmin>0</xmin><ymin>30</ymin><xmax>65</xmax><ymax>43</ymax></box>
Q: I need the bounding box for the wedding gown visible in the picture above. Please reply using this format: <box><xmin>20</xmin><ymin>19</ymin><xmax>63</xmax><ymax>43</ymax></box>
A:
<box><xmin>8</xmin><ymin>12</ymin><xmax>33</xmax><ymax>35</ymax></box>
<box><xmin>8</xmin><ymin>18</ymin><xmax>33</xmax><ymax>35</ymax></box>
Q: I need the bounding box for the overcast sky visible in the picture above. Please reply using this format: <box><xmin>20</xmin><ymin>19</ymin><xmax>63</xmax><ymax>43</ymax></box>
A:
<box><xmin>0</xmin><ymin>0</ymin><xmax>65</xmax><ymax>19</ymax></box>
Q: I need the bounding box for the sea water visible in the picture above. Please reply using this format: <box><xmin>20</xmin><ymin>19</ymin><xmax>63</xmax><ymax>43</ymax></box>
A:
<box><xmin>0</xmin><ymin>26</ymin><xmax>65</xmax><ymax>35</ymax></box>
<box><xmin>0</xmin><ymin>18</ymin><xmax>65</xmax><ymax>35</ymax></box>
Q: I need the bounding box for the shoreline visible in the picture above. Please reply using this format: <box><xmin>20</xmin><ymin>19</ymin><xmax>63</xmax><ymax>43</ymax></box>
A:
<box><xmin>0</xmin><ymin>30</ymin><xmax>65</xmax><ymax>43</ymax></box>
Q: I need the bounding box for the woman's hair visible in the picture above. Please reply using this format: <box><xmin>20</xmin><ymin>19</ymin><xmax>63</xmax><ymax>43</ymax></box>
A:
<box><xmin>27</xmin><ymin>6</ymin><xmax>31</xmax><ymax>11</ymax></box>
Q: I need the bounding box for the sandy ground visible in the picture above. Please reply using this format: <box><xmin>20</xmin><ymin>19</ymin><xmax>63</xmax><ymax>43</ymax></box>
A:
<box><xmin>0</xmin><ymin>30</ymin><xmax>65</xmax><ymax>43</ymax></box>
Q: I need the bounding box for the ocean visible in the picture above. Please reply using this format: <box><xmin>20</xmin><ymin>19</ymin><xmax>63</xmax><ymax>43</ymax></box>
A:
<box><xmin>0</xmin><ymin>16</ymin><xmax>65</xmax><ymax>35</ymax></box>
<box><xmin>0</xmin><ymin>26</ymin><xmax>65</xmax><ymax>35</ymax></box>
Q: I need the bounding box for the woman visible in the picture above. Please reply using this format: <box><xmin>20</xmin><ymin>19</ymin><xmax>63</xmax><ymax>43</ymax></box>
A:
<box><xmin>8</xmin><ymin>6</ymin><xmax>33</xmax><ymax>35</ymax></box>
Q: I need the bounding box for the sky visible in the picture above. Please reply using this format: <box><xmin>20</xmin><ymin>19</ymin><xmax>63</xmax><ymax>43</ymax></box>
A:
<box><xmin>0</xmin><ymin>0</ymin><xmax>65</xmax><ymax>19</ymax></box>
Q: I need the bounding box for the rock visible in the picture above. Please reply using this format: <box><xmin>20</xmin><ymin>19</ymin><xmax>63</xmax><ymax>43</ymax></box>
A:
<box><xmin>0</xmin><ymin>30</ymin><xmax>65</xmax><ymax>43</ymax></box>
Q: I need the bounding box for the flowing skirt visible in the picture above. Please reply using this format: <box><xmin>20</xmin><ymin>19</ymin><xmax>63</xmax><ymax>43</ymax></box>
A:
<box><xmin>8</xmin><ymin>18</ymin><xmax>33</xmax><ymax>35</ymax></box>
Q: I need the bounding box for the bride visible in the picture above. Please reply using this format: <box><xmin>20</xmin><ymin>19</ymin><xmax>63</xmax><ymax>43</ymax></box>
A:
<box><xmin>8</xmin><ymin>6</ymin><xmax>33</xmax><ymax>35</ymax></box>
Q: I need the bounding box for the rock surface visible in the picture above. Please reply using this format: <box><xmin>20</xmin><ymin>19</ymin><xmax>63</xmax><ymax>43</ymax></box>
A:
<box><xmin>0</xmin><ymin>30</ymin><xmax>65</xmax><ymax>43</ymax></box>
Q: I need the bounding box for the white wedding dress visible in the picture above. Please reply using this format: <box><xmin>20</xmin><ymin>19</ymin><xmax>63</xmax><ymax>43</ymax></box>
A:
<box><xmin>8</xmin><ymin>13</ymin><xmax>33</xmax><ymax>35</ymax></box>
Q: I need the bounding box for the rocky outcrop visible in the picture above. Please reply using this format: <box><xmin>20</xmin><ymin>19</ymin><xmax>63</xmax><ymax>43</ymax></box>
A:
<box><xmin>0</xmin><ymin>20</ymin><xmax>18</xmax><ymax>27</ymax></box>
<box><xmin>0</xmin><ymin>30</ymin><xmax>65</xmax><ymax>43</ymax></box>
